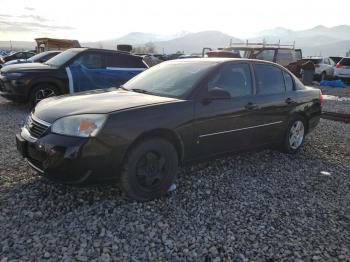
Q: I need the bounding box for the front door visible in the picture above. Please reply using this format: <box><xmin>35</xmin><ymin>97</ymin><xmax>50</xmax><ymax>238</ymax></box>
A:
<box><xmin>193</xmin><ymin>62</ymin><xmax>258</xmax><ymax>158</ymax></box>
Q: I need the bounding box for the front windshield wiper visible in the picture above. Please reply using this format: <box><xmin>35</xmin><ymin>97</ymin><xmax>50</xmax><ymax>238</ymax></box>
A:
<box><xmin>129</xmin><ymin>88</ymin><xmax>152</xmax><ymax>94</ymax></box>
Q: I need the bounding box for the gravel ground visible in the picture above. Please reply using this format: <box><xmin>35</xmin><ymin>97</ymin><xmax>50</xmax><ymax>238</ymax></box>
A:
<box><xmin>311</xmin><ymin>84</ymin><xmax>350</xmax><ymax>114</ymax></box>
<box><xmin>1</xmin><ymin>96</ymin><xmax>350</xmax><ymax>261</ymax></box>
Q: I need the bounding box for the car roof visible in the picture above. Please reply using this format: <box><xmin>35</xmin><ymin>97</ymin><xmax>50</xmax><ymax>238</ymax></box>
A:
<box><xmin>166</xmin><ymin>57</ymin><xmax>280</xmax><ymax>65</ymax></box>
<box><xmin>71</xmin><ymin>47</ymin><xmax>136</xmax><ymax>56</ymax></box>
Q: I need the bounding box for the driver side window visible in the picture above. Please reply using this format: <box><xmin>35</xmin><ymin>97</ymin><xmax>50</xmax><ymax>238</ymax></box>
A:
<box><xmin>208</xmin><ymin>63</ymin><xmax>252</xmax><ymax>97</ymax></box>
<box><xmin>73</xmin><ymin>53</ymin><xmax>105</xmax><ymax>69</ymax></box>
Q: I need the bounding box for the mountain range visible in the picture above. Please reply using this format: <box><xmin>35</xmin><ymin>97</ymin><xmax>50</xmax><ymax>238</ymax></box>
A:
<box><xmin>1</xmin><ymin>25</ymin><xmax>349</xmax><ymax>57</ymax></box>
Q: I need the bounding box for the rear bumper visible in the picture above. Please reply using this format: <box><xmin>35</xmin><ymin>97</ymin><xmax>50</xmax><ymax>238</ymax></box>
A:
<box><xmin>16</xmin><ymin>129</ymin><xmax>121</xmax><ymax>184</ymax></box>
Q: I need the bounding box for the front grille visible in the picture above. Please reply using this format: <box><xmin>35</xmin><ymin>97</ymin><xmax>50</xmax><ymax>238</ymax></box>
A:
<box><xmin>26</xmin><ymin>115</ymin><xmax>50</xmax><ymax>139</ymax></box>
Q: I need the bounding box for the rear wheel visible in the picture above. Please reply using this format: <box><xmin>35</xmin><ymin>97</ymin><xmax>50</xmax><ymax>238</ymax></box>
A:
<box><xmin>281</xmin><ymin>116</ymin><xmax>306</xmax><ymax>154</ymax></box>
<box><xmin>29</xmin><ymin>84</ymin><xmax>60</xmax><ymax>108</ymax></box>
<box><xmin>120</xmin><ymin>138</ymin><xmax>178</xmax><ymax>201</ymax></box>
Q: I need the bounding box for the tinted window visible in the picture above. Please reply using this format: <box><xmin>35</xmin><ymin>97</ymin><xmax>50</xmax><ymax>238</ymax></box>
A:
<box><xmin>283</xmin><ymin>71</ymin><xmax>294</xmax><ymax>91</ymax></box>
<box><xmin>256</xmin><ymin>50</ymin><xmax>275</xmax><ymax>62</ymax></box>
<box><xmin>26</xmin><ymin>53</ymin><xmax>35</xmax><ymax>59</ymax></box>
<box><xmin>276</xmin><ymin>49</ymin><xmax>295</xmax><ymax>66</ymax></box>
<box><xmin>310</xmin><ymin>59</ymin><xmax>322</xmax><ymax>64</ymax></box>
<box><xmin>106</xmin><ymin>53</ymin><xmax>146</xmax><ymax>68</ymax></box>
<box><xmin>208</xmin><ymin>63</ymin><xmax>252</xmax><ymax>97</ymax></box>
<box><xmin>74</xmin><ymin>53</ymin><xmax>105</xmax><ymax>69</ymax></box>
<box><xmin>339</xmin><ymin>58</ymin><xmax>350</xmax><ymax>66</ymax></box>
<box><xmin>255</xmin><ymin>64</ymin><xmax>285</xmax><ymax>95</ymax></box>
<box><xmin>15</xmin><ymin>53</ymin><xmax>24</xmax><ymax>59</ymax></box>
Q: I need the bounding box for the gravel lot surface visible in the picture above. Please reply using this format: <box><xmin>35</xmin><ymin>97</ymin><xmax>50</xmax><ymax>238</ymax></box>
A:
<box><xmin>311</xmin><ymin>85</ymin><xmax>350</xmax><ymax>114</ymax></box>
<box><xmin>1</xmin><ymin>97</ymin><xmax>350</xmax><ymax>261</ymax></box>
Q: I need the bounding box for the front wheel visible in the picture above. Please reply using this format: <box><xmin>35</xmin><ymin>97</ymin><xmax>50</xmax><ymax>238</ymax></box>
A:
<box><xmin>281</xmin><ymin>116</ymin><xmax>306</xmax><ymax>154</ymax></box>
<box><xmin>29</xmin><ymin>84</ymin><xmax>60</xmax><ymax>108</ymax></box>
<box><xmin>120</xmin><ymin>138</ymin><xmax>178</xmax><ymax>201</ymax></box>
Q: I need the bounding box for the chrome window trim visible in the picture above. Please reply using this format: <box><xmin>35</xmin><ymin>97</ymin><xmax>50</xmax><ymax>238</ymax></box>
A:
<box><xmin>199</xmin><ymin>121</ymin><xmax>283</xmax><ymax>138</ymax></box>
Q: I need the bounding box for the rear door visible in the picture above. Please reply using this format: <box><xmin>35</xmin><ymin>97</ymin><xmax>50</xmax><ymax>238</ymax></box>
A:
<box><xmin>248</xmin><ymin>63</ymin><xmax>290</xmax><ymax>145</ymax></box>
<box><xmin>193</xmin><ymin>62</ymin><xmax>258</xmax><ymax>158</ymax></box>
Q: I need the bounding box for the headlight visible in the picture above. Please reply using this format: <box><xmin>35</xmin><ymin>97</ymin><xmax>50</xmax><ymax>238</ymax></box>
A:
<box><xmin>5</xmin><ymin>72</ymin><xmax>25</xmax><ymax>78</ymax></box>
<box><xmin>51</xmin><ymin>114</ymin><xmax>107</xmax><ymax>137</ymax></box>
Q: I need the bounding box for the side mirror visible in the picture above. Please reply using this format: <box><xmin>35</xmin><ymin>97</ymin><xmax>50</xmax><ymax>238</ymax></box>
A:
<box><xmin>205</xmin><ymin>87</ymin><xmax>231</xmax><ymax>100</ymax></box>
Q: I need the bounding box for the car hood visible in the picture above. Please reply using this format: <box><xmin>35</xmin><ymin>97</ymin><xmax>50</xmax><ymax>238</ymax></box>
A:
<box><xmin>4</xmin><ymin>59</ymin><xmax>28</xmax><ymax>65</ymax></box>
<box><xmin>0</xmin><ymin>62</ymin><xmax>55</xmax><ymax>73</ymax></box>
<box><xmin>33</xmin><ymin>89</ymin><xmax>181</xmax><ymax>123</ymax></box>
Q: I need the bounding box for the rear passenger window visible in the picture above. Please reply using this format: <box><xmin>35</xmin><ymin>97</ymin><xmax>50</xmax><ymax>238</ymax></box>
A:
<box><xmin>106</xmin><ymin>53</ymin><xmax>147</xmax><ymax>68</ymax></box>
<box><xmin>283</xmin><ymin>71</ymin><xmax>294</xmax><ymax>91</ymax></box>
<box><xmin>208</xmin><ymin>63</ymin><xmax>252</xmax><ymax>97</ymax></box>
<box><xmin>255</xmin><ymin>64</ymin><xmax>285</xmax><ymax>95</ymax></box>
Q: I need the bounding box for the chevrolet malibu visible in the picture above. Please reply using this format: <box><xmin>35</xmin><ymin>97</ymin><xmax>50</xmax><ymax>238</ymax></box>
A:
<box><xmin>16</xmin><ymin>58</ymin><xmax>322</xmax><ymax>201</ymax></box>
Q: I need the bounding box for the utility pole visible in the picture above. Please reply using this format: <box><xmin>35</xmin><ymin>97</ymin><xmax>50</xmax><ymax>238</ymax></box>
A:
<box><xmin>10</xmin><ymin>40</ymin><xmax>13</xmax><ymax>51</ymax></box>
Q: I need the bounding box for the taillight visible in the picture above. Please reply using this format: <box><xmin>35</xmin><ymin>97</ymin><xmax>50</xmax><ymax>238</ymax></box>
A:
<box><xmin>315</xmin><ymin>64</ymin><xmax>320</xmax><ymax>68</ymax></box>
<box><xmin>336</xmin><ymin>63</ymin><xmax>343</xmax><ymax>68</ymax></box>
<box><xmin>319</xmin><ymin>90</ymin><xmax>323</xmax><ymax>106</ymax></box>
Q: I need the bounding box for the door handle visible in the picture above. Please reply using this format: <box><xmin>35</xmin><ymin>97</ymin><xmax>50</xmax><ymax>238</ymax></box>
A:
<box><xmin>285</xmin><ymin>98</ymin><xmax>296</xmax><ymax>104</ymax></box>
<box><xmin>245</xmin><ymin>102</ymin><xmax>260</xmax><ymax>110</ymax></box>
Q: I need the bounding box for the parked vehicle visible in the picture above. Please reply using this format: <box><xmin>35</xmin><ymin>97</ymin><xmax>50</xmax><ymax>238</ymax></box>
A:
<box><xmin>2</xmin><ymin>51</ymin><xmax>61</xmax><ymax>67</ymax></box>
<box><xmin>16</xmin><ymin>58</ymin><xmax>322</xmax><ymax>201</ymax></box>
<box><xmin>0</xmin><ymin>51</ymin><xmax>36</xmax><ymax>67</ymax></box>
<box><xmin>203</xmin><ymin>42</ymin><xmax>302</xmax><ymax>68</ymax></box>
<box><xmin>0</xmin><ymin>48</ymin><xmax>147</xmax><ymax>106</ymax></box>
<box><xmin>334</xmin><ymin>57</ymin><xmax>350</xmax><ymax>83</ymax></box>
<box><xmin>330</xmin><ymin>56</ymin><xmax>343</xmax><ymax>64</ymax></box>
<box><xmin>308</xmin><ymin>57</ymin><xmax>335</xmax><ymax>81</ymax></box>
<box><xmin>177</xmin><ymin>54</ymin><xmax>201</xmax><ymax>59</ymax></box>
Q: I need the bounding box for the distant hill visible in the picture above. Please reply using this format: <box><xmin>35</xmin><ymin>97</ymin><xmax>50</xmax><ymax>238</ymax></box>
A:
<box><xmin>83</xmin><ymin>32</ymin><xmax>172</xmax><ymax>49</ymax></box>
<box><xmin>153</xmin><ymin>31</ymin><xmax>242</xmax><ymax>54</ymax></box>
<box><xmin>250</xmin><ymin>25</ymin><xmax>350</xmax><ymax>56</ymax></box>
<box><xmin>2</xmin><ymin>25</ymin><xmax>349</xmax><ymax>57</ymax></box>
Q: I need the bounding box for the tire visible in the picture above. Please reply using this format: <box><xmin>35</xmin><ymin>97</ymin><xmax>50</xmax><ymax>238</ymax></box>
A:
<box><xmin>321</xmin><ymin>72</ymin><xmax>327</xmax><ymax>81</ymax></box>
<box><xmin>120</xmin><ymin>138</ymin><xmax>178</xmax><ymax>201</ymax></box>
<box><xmin>29</xmin><ymin>84</ymin><xmax>60</xmax><ymax>108</ymax></box>
<box><xmin>281</xmin><ymin>116</ymin><xmax>306</xmax><ymax>154</ymax></box>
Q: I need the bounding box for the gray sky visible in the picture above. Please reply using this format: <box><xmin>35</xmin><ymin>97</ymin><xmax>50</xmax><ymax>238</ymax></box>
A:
<box><xmin>1</xmin><ymin>0</ymin><xmax>349</xmax><ymax>41</ymax></box>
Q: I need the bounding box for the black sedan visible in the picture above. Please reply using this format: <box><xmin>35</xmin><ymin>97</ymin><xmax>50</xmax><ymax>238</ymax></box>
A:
<box><xmin>16</xmin><ymin>58</ymin><xmax>322</xmax><ymax>201</ymax></box>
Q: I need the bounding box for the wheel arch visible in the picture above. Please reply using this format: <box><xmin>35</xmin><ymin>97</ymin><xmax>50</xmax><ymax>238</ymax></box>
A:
<box><xmin>125</xmin><ymin>128</ymin><xmax>185</xmax><ymax>165</ymax></box>
<box><xmin>28</xmin><ymin>78</ymin><xmax>67</xmax><ymax>100</ymax></box>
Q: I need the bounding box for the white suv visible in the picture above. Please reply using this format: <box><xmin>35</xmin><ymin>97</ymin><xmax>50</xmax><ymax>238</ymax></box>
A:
<box><xmin>309</xmin><ymin>57</ymin><xmax>335</xmax><ymax>81</ymax></box>
<box><xmin>335</xmin><ymin>57</ymin><xmax>350</xmax><ymax>83</ymax></box>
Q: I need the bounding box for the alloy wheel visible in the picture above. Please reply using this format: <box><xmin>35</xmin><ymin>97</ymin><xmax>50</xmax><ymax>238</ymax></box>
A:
<box><xmin>289</xmin><ymin>120</ymin><xmax>305</xmax><ymax>150</ymax></box>
<box><xmin>35</xmin><ymin>88</ymin><xmax>57</xmax><ymax>103</ymax></box>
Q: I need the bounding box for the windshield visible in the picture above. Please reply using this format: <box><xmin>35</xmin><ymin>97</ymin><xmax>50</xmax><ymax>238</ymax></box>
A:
<box><xmin>28</xmin><ymin>52</ymin><xmax>49</xmax><ymax>62</ymax></box>
<box><xmin>310</xmin><ymin>59</ymin><xmax>322</xmax><ymax>64</ymax></box>
<box><xmin>123</xmin><ymin>61</ymin><xmax>216</xmax><ymax>98</ymax></box>
<box><xmin>45</xmin><ymin>49</ymin><xmax>80</xmax><ymax>67</ymax></box>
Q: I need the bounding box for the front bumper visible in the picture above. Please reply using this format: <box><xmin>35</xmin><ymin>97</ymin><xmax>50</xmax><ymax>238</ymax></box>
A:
<box><xmin>16</xmin><ymin>128</ymin><xmax>121</xmax><ymax>184</ymax></box>
<box><xmin>0</xmin><ymin>75</ymin><xmax>30</xmax><ymax>102</ymax></box>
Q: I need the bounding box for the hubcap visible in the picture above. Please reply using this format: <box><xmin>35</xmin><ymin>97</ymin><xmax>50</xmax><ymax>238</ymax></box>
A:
<box><xmin>136</xmin><ymin>151</ymin><xmax>166</xmax><ymax>189</ymax></box>
<box><xmin>289</xmin><ymin>120</ymin><xmax>305</xmax><ymax>150</ymax></box>
<box><xmin>35</xmin><ymin>88</ymin><xmax>56</xmax><ymax>103</ymax></box>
